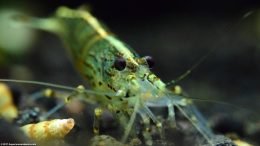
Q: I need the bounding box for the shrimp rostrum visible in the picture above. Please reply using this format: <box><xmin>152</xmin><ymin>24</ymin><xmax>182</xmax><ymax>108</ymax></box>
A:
<box><xmin>8</xmin><ymin>6</ymin><xmax>223</xmax><ymax>145</ymax></box>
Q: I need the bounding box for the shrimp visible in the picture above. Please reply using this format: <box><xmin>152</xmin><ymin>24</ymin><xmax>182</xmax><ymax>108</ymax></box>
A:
<box><xmin>1</xmin><ymin>6</ymin><xmax>228</xmax><ymax>145</ymax></box>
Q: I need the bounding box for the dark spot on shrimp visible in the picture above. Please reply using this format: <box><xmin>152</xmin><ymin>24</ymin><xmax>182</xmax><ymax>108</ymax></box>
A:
<box><xmin>115</xmin><ymin>51</ymin><xmax>124</xmax><ymax>57</ymax></box>
<box><xmin>105</xmin><ymin>95</ymin><xmax>112</xmax><ymax>100</ymax></box>
<box><xmin>141</xmin><ymin>73</ymin><xmax>147</xmax><ymax>81</ymax></box>
<box><xmin>107</xmin><ymin>84</ymin><xmax>117</xmax><ymax>92</ymax></box>
<box><xmin>105</xmin><ymin>70</ymin><xmax>115</xmax><ymax>77</ymax></box>
<box><xmin>88</xmin><ymin>52</ymin><xmax>99</xmax><ymax>62</ymax></box>
<box><xmin>127</xmin><ymin>60</ymin><xmax>137</xmax><ymax>72</ymax></box>
<box><xmin>125</xmin><ymin>90</ymin><xmax>130</xmax><ymax>98</ymax></box>
<box><xmin>98</xmin><ymin>67</ymin><xmax>101</xmax><ymax>73</ymax></box>
<box><xmin>83</xmin><ymin>61</ymin><xmax>97</xmax><ymax>74</ymax></box>
<box><xmin>107</xmin><ymin>84</ymin><xmax>112</xmax><ymax>89</ymax></box>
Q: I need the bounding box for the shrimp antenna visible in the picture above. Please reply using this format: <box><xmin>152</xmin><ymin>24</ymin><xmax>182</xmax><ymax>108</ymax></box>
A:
<box><xmin>166</xmin><ymin>48</ymin><xmax>213</xmax><ymax>87</ymax></box>
<box><xmin>166</xmin><ymin>10</ymin><xmax>255</xmax><ymax>87</ymax></box>
<box><xmin>0</xmin><ymin>79</ymin><xmax>117</xmax><ymax>97</ymax></box>
<box><xmin>184</xmin><ymin>95</ymin><xmax>259</xmax><ymax>118</ymax></box>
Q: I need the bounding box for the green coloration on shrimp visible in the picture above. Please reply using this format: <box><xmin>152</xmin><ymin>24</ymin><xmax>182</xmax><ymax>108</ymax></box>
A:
<box><xmin>12</xmin><ymin>6</ymin><xmax>217</xmax><ymax>145</ymax></box>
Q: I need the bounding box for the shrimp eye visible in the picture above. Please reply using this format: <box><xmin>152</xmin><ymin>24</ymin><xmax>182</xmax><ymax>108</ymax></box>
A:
<box><xmin>114</xmin><ymin>57</ymin><xmax>126</xmax><ymax>71</ymax></box>
<box><xmin>144</xmin><ymin>56</ymin><xmax>154</xmax><ymax>69</ymax></box>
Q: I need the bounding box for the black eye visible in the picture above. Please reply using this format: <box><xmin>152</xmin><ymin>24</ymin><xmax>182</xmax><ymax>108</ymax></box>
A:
<box><xmin>144</xmin><ymin>56</ymin><xmax>154</xmax><ymax>69</ymax></box>
<box><xmin>114</xmin><ymin>57</ymin><xmax>126</xmax><ymax>71</ymax></box>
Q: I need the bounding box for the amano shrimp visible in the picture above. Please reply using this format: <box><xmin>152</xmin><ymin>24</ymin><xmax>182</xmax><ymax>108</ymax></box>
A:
<box><xmin>1</xmin><ymin>6</ymin><xmax>225</xmax><ymax>146</ymax></box>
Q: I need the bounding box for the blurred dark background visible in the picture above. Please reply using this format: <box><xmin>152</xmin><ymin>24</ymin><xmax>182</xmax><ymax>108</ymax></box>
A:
<box><xmin>0</xmin><ymin>0</ymin><xmax>259</xmax><ymax>135</ymax></box>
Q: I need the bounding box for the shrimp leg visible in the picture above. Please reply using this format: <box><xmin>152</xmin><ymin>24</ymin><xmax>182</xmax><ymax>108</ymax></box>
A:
<box><xmin>93</xmin><ymin>107</ymin><xmax>103</xmax><ymax>135</ymax></box>
<box><xmin>173</xmin><ymin>98</ymin><xmax>215</xmax><ymax>145</ymax></box>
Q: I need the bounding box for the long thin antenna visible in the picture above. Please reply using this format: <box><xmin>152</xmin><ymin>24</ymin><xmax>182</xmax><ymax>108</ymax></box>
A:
<box><xmin>0</xmin><ymin>79</ymin><xmax>116</xmax><ymax>96</ymax></box>
<box><xmin>169</xmin><ymin>90</ymin><xmax>259</xmax><ymax>117</ymax></box>
<box><xmin>0</xmin><ymin>79</ymin><xmax>76</xmax><ymax>90</ymax></box>
<box><xmin>166</xmin><ymin>48</ymin><xmax>214</xmax><ymax>86</ymax></box>
<box><xmin>187</xmin><ymin>97</ymin><xmax>257</xmax><ymax>115</ymax></box>
<box><xmin>186</xmin><ymin>96</ymin><xmax>260</xmax><ymax>122</ymax></box>
<box><xmin>166</xmin><ymin>11</ymin><xmax>255</xmax><ymax>87</ymax></box>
